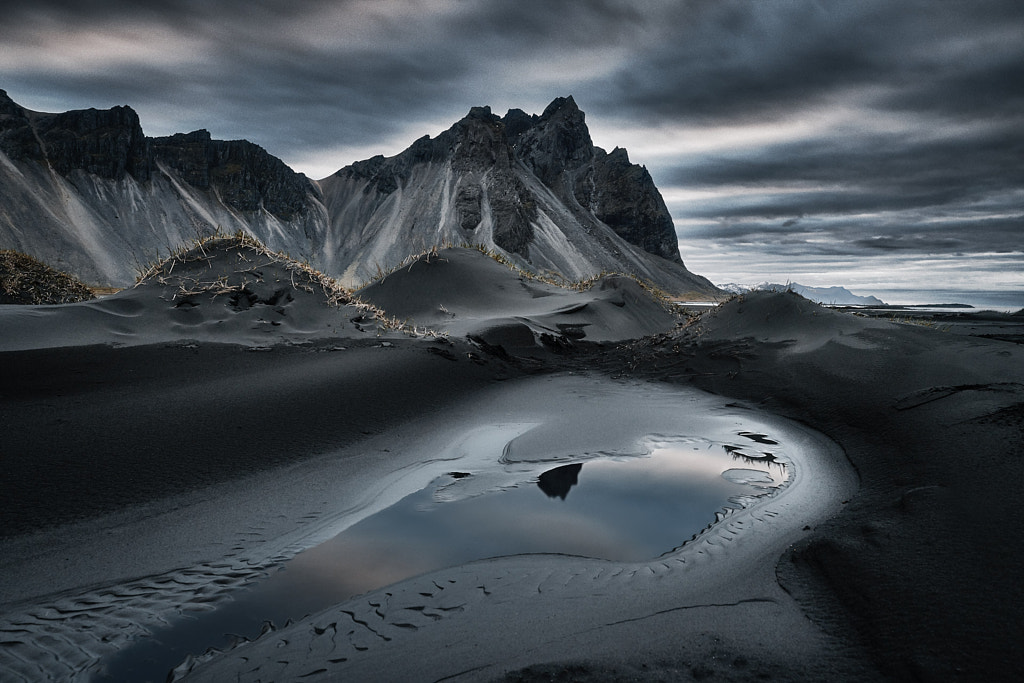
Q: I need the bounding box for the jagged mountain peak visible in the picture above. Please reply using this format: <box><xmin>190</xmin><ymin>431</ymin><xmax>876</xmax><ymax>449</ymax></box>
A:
<box><xmin>0</xmin><ymin>89</ymin><xmax>23</xmax><ymax>114</ymax></box>
<box><xmin>514</xmin><ymin>95</ymin><xmax>594</xmax><ymax>187</ymax></box>
<box><xmin>464</xmin><ymin>105</ymin><xmax>498</xmax><ymax>122</ymax></box>
<box><xmin>159</xmin><ymin>129</ymin><xmax>213</xmax><ymax>142</ymax></box>
<box><xmin>501</xmin><ymin>108</ymin><xmax>534</xmax><ymax>139</ymax></box>
<box><xmin>607</xmin><ymin>146</ymin><xmax>630</xmax><ymax>163</ymax></box>
<box><xmin>317</xmin><ymin>96</ymin><xmax>711</xmax><ymax>293</ymax></box>
<box><xmin>540</xmin><ymin>95</ymin><xmax>582</xmax><ymax>120</ymax></box>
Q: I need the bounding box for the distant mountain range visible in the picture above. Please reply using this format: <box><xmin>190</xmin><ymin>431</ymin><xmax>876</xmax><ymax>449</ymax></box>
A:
<box><xmin>718</xmin><ymin>282</ymin><xmax>886</xmax><ymax>306</ymax></box>
<box><xmin>0</xmin><ymin>91</ymin><xmax>715</xmax><ymax>296</ymax></box>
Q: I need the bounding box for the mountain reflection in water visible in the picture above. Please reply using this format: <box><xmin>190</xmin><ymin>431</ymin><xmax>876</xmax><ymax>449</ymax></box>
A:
<box><xmin>96</xmin><ymin>440</ymin><xmax>787</xmax><ymax>682</ymax></box>
<box><xmin>537</xmin><ymin>463</ymin><xmax>583</xmax><ymax>500</ymax></box>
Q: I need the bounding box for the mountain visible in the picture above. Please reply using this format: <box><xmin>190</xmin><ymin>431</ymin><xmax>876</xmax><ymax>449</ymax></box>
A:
<box><xmin>0</xmin><ymin>90</ymin><xmax>328</xmax><ymax>286</ymax></box>
<box><xmin>318</xmin><ymin>97</ymin><xmax>707</xmax><ymax>293</ymax></box>
<box><xmin>0</xmin><ymin>90</ymin><xmax>715</xmax><ymax>295</ymax></box>
<box><xmin>718</xmin><ymin>281</ymin><xmax>886</xmax><ymax>306</ymax></box>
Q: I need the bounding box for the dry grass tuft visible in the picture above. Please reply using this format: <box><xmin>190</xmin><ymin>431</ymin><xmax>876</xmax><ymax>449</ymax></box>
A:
<box><xmin>136</xmin><ymin>230</ymin><xmax>444</xmax><ymax>338</ymax></box>
<box><xmin>0</xmin><ymin>250</ymin><xmax>95</xmax><ymax>304</ymax></box>
<box><xmin>136</xmin><ymin>230</ymin><xmax>352</xmax><ymax>305</ymax></box>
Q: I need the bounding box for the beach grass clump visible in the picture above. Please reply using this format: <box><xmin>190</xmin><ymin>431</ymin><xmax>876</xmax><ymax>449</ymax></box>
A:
<box><xmin>136</xmin><ymin>231</ymin><xmax>441</xmax><ymax>338</ymax></box>
<box><xmin>466</xmin><ymin>244</ymin><xmax>681</xmax><ymax>313</ymax></box>
<box><xmin>883</xmin><ymin>314</ymin><xmax>951</xmax><ymax>332</ymax></box>
<box><xmin>136</xmin><ymin>230</ymin><xmax>352</xmax><ymax>304</ymax></box>
<box><xmin>0</xmin><ymin>250</ymin><xmax>95</xmax><ymax>304</ymax></box>
<box><xmin>567</xmin><ymin>269</ymin><xmax>677</xmax><ymax>307</ymax></box>
<box><xmin>137</xmin><ymin>232</ymin><xmax>304</xmax><ymax>298</ymax></box>
<box><xmin>367</xmin><ymin>243</ymin><xmax>454</xmax><ymax>284</ymax></box>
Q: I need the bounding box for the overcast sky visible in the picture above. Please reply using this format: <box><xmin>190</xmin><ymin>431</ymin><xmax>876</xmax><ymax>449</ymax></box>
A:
<box><xmin>2</xmin><ymin>0</ymin><xmax>1021</xmax><ymax>301</ymax></box>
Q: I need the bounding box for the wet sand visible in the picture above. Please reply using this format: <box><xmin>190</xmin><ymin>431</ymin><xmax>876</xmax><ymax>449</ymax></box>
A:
<box><xmin>2</xmin><ymin>244</ymin><xmax>1023</xmax><ymax>681</ymax></box>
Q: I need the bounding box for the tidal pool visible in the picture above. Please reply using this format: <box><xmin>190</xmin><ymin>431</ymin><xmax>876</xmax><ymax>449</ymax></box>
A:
<box><xmin>97</xmin><ymin>429</ymin><xmax>788</xmax><ymax>682</ymax></box>
<box><xmin>254</xmin><ymin>437</ymin><xmax>786</xmax><ymax>610</ymax></box>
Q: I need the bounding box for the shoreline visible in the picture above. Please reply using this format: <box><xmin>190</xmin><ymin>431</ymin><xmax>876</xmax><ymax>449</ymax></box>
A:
<box><xmin>3</xmin><ymin>262</ymin><xmax>1023</xmax><ymax>681</ymax></box>
<box><xmin>2</xmin><ymin>372</ymin><xmax>859</xmax><ymax>682</ymax></box>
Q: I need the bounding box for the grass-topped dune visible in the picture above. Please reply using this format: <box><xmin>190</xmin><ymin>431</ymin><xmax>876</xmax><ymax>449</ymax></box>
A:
<box><xmin>0</xmin><ymin>234</ymin><xmax>398</xmax><ymax>351</ymax></box>
<box><xmin>0</xmin><ymin>250</ymin><xmax>95</xmax><ymax>305</ymax></box>
<box><xmin>0</xmin><ymin>233</ymin><xmax>684</xmax><ymax>352</ymax></box>
<box><xmin>358</xmin><ymin>246</ymin><xmax>682</xmax><ymax>353</ymax></box>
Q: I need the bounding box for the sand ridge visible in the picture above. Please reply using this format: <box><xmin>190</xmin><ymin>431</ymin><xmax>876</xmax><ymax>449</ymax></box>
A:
<box><xmin>358</xmin><ymin>247</ymin><xmax>681</xmax><ymax>348</ymax></box>
<box><xmin>2</xmin><ymin>243</ymin><xmax>1023</xmax><ymax>681</ymax></box>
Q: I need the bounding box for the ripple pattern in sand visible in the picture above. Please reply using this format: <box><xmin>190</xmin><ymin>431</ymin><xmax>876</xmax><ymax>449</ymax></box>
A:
<box><xmin>0</xmin><ymin>555</ymin><xmax>287</xmax><ymax>682</ymax></box>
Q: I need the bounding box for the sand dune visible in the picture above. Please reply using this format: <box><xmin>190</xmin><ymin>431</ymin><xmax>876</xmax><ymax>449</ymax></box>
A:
<box><xmin>359</xmin><ymin>248</ymin><xmax>680</xmax><ymax>349</ymax></box>
<box><xmin>2</xmin><ymin>242</ymin><xmax>1022</xmax><ymax>681</ymax></box>
<box><xmin>0</xmin><ymin>236</ymin><xmax>376</xmax><ymax>352</ymax></box>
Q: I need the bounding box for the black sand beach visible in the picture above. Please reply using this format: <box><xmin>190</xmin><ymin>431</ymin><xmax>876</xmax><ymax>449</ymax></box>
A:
<box><xmin>2</xmin><ymin>244</ymin><xmax>1023</xmax><ymax>681</ymax></box>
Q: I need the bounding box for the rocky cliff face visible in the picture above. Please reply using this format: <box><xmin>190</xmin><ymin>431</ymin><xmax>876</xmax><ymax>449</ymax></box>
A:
<box><xmin>0</xmin><ymin>90</ymin><xmax>316</xmax><ymax>222</ymax></box>
<box><xmin>582</xmin><ymin>147</ymin><xmax>682</xmax><ymax>264</ymax></box>
<box><xmin>150</xmin><ymin>130</ymin><xmax>313</xmax><ymax>221</ymax></box>
<box><xmin>0</xmin><ymin>91</ymin><xmax>715</xmax><ymax>295</ymax></box>
<box><xmin>501</xmin><ymin>98</ymin><xmax>681</xmax><ymax>264</ymax></box>
<box><xmin>320</xmin><ymin>96</ymin><xmax>711</xmax><ymax>293</ymax></box>
<box><xmin>0</xmin><ymin>96</ymin><xmax>149</xmax><ymax>181</ymax></box>
<box><xmin>0</xmin><ymin>89</ymin><xmax>327</xmax><ymax>285</ymax></box>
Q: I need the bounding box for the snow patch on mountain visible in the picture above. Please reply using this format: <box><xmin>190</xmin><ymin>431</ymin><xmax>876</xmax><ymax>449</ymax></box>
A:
<box><xmin>718</xmin><ymin>282</ymin><xmax>886</xmax><ymax>306</ymax></box>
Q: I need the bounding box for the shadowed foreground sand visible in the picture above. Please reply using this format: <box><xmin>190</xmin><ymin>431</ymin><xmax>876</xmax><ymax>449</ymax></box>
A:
<box><xmin>2</xmin><ymin>245</ymin><xmax>1022</xmax><ymax>681</ymax></box>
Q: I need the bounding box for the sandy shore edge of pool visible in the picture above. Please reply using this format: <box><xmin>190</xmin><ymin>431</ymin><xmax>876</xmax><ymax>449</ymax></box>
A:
<box><xmin>2</xmin><ymin>247</ymin><xmax>1023</xmax><ymax>681</ymax></box>
<box><xmin>171</xmin><ymin>385</ymin><xmax>862</xmax><ymax>682</ymax></box>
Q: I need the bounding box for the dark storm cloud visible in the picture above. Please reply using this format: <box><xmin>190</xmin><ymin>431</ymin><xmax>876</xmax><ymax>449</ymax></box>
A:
<box><xmin>590</xmin><ymin>0</ymin><xmax>1024</xmax><ymax>126</ymax></box>
<box><xmin>880</xmin><ymin>60</ymin><xmax>1024</xmax><ymax>122</ymax></box>
<box><xmin>10</xmin><ymin>46</ymin><xmax>469</xmax><ymax>150</ymax></box>
<box><xmin>584</xmin><ymin>0</ymin><xmax>1024</xmax><ymax>271</ymax></box>
<box><xmin>681</xmin><ymin>212</ymin><xmax>1021</xmax><ymax>255</ymax></box>
<box><xmin>2</xmin><ymin>0</ymin><xmax>484</xmax><ymax>163</ymax></box>
<box><xmin>0</xmin><ymin>0</ymin><xmax>658</xmax><ymax>168</ymax></box>
<box><xmin>1</xmin><ymin>0</ymin><xmax>1022</xmax><ymax>289</ymax></box>
<box><xmin>0</xmin><ymin>0</ymin><xmax>321</xmax><ymax>25</ymax></box>
<box><xmin>595</xmin><ymin>3</ymin><xmax>887</xmax><ymax>123</ymax></box>
<box><xmin>663</xmin><ymin>116</ymin><xmax>1023</xmax><ymax>257</ymax></box>
<box><xmin>676</xmin><ymin>125</ymin><xmax>1023</xmax><ymax>186</ymax></box>
<box><xmin>669</xmin><ymin>122</ymin><xmax>1024</xmax><ymax>209</ymax></box>
<box><xmin>5</xmin><ymin>0</ymin><xmax>1023</xmax><ymax>145</ymax></box>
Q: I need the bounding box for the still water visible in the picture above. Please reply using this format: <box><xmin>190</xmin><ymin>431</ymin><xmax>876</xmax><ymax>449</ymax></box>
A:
<box><xmin>97</xmin><ymin>431</ymin><xmax>787</xmax><ymax>682</ymax></box>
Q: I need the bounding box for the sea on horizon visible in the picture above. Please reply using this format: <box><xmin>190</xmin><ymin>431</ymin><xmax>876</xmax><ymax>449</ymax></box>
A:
<box><xmin>866</xmin><ymin>289</ymin><xmax>1023</xmax><ymax>313</ymax></box>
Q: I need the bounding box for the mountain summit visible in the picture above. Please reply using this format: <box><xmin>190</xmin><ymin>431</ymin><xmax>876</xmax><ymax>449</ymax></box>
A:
<box><xmin>319</xmin><ymin>96</ymin><xmax>703</xmax><ymax>291</ymax></box>
<box><xmin>0</xmin><ymin>92</ymin><xmax>714</xmax><ymax>295</ymax></box>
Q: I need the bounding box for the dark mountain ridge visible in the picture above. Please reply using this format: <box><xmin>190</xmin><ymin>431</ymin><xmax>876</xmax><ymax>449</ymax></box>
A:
<box><xmin>0</xmin><ymin>90</ymin><xmax>715</xmax><ymax>296</ymax></box>
<box><xmin>0</xmin><ymin>90</ymin><xmax>315</xmax><ymax>221</ymax></box>
<box><xmin>333</xmin><ymin>97</ymin><xmax>681</xmax><ymax>265</ymax></box>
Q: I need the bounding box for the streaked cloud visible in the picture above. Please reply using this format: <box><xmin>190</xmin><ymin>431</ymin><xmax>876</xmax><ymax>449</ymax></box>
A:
<box><xmin>1</xmin><ymin>0</ymin><xmax>1021</xmax><ymax>299</ymax></box>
